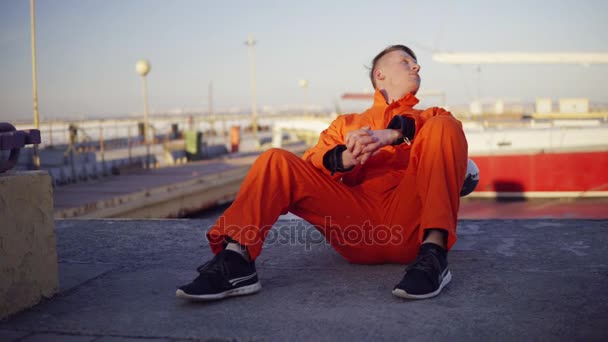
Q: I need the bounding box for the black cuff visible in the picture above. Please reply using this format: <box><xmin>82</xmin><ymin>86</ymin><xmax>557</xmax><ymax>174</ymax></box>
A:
<box><xmin>322</xmin><ymin>144</ymin><xmax>354</xmax><ymax>176</ymax></box>
<box><xmin>387</xmin><ymin>116</ymin><xmax>416</xmax><ymax>145</ymax></box>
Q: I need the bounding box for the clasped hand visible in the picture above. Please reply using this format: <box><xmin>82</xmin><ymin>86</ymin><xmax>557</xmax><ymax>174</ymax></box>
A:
<box><xmin>342</xmin><ymin>127</ymin><xmax>399</xmax><ymax>168</ymax></box>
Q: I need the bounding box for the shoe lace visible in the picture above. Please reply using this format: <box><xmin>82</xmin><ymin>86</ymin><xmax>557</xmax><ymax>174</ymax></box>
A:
<box><xmin>406</xmin><ymin>249</ymin><xmax>441</xmax><ymax>276</ymax></box>
<box><xmin>196</xmin><ymin>251</ymin><xmax>230</xmax><ymax>280</ymax></box>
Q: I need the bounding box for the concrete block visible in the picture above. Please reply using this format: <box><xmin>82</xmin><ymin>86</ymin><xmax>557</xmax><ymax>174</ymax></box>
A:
<box><xmin>0</xmin><ymin>171</ymin><xmax>58</xmax><ymax>319</ymax></box>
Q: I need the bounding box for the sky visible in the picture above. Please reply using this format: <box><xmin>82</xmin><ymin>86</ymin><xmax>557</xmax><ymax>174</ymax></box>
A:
<box><xmin>1</xmin><ymin>0</ymin><xmax>607</xmax><ymax>122</ymax></box>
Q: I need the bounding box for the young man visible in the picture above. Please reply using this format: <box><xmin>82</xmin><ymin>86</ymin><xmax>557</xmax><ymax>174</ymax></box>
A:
<box><xmin>177</xmin><ymin>44</ymin><xmax>468</xmax><ymax>301</ymax></box>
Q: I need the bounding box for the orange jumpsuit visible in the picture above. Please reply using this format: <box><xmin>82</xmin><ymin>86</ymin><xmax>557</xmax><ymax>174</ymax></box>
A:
<box><xmin>207</xmin><ymin>90</ymin><xmax>468</xmax><ymax>264</ymax></box>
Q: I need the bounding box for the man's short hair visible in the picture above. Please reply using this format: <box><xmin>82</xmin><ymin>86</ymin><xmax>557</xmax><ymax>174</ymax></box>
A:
<box><xmin>369</xmin><ymin>45</ymin><xmax>417</xmax><ymax>89</ymax></box>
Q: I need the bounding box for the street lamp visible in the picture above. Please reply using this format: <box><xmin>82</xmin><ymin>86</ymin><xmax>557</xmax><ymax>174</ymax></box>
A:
<box><xmin>135</xmin><ymin>59</ymin><xmax>151</xmax><ymax>167</ymax></box>
<box><xmin>30</xmin><ymin>0</ymin><xmax>40</xmax><ymax>169</ymax></box>
<box><xmin>299</xmin><ymin>79</ymin><xmax>309</xmax><ymax>115</ymax></box>
<box><xmin>245</xmin><ymin>33</ymin><xmax>259</xmax><ymax>145</ymax></box>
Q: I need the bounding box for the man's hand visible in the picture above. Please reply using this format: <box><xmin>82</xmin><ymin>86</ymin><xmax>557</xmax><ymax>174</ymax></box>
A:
<box><xmin>343</xmin><ymin>127</ymin><xmax>402</xmax><ymax>168</ymax></box>
<box><xmin>345</xmin><ymin>127</ymin><xmax>374</xmax><ymax>157</ymax></box>
<box><xmin>359</xmin><ymin>129</ymin><xmax>401</xmax><ymax>154</ymax></box>
<box><xmin>343</xmin><ymin>127</ymin><xmax>373</xmax><ymax>168</ymax></box>
<box><xmin>342</xmin><ymin>148</ymin><xmax>370</xmax><ymax>169</ymax></box>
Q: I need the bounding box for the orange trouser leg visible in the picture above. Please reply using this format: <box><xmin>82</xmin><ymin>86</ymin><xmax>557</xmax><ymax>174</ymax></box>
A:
<box><xmin>207</xmin><ymin>148</ymin><xmax>386</xmax><ymax>262</ymax></box>
<box><xmin>207</xmin><ymin>116</ymin><xmax>467</xmax><ymax>264</ymax></box>
<box><xmin>382</xmin><ymin>115</ymin><xmax>468</xmax><ymax>262</ymax></box>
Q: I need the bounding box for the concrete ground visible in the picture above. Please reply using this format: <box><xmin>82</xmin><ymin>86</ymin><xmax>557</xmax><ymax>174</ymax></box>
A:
<box><xmin>1</xmin><ymin>218</ymin><xmax>607</xmax><ymax>341</ymax></box>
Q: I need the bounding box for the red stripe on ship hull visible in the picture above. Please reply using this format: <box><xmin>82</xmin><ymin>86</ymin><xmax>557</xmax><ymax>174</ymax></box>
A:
<box><xmin>472</xmin><ymin>150</ymin><xmax>608</xmax><ymax>192</ymax></box>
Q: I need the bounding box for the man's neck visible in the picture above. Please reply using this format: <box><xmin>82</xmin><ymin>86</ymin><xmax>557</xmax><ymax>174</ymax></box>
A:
<box><xmin>379</xmin><ymin>88</ymin><xmax>409</xmax><ymax>104</ymax></box>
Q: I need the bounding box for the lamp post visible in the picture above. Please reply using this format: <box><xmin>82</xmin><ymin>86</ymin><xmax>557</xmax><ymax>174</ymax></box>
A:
<box><xmin>299</xmin><ymin>79</ymin><xmax>309</xmax><ymax>116</ymax></box>
<box><xmin>135</xmin><ymin>59</ymin><xmax>151</xmax><ymax>167</ymax></box>
<box><xmin>30</xmin><ymin>0</ymin><xmax>40</xmax><ymax>169</ymax></box>
<box><xmin>245</xmin><ymin>33</ymin><xmax>259</xmax><ymax>145</ymax></box>
<box><xmin>208</xmin><ymin>81</ymin><xmax>215</xmax><ymax>135</ymax></box>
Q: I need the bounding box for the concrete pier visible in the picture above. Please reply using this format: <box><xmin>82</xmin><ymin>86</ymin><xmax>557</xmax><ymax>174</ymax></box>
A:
<box><xmin>53</xmin><ymin>144</ymin><xmax>307</xmax><ymax>219</ymax></box>
<box><xmin>0</xmin><ymin>218</ymin><xmax>607</xmax><ymax>341</ymax></box>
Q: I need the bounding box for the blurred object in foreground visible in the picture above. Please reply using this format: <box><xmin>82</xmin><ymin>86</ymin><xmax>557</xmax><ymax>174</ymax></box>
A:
<box><xmin>460</xmin><ymin>159</ymin><xmax>480</xmax><ymax>197</ymax></box>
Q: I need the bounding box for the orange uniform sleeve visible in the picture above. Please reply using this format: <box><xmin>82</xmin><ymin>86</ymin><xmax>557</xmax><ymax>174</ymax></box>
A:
<box><xmin>418</xmin><ymin>107</ymin><xmax>455</xmax><ymax>122</ymax></box>
<box><xmin>301</xmin><ymin>117</ymin><xmax>347</xmax><ymax>179</ymax></box>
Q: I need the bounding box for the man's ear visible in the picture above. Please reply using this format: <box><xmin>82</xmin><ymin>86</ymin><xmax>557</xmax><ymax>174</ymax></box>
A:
<box><xmin>374</xmin><ymin>68</ymin><xmax>385</xmax><ymax>83</ymax></box>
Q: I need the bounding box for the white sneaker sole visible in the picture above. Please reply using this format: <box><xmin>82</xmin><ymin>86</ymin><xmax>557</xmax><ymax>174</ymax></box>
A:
<box><xmin>392</xmin><ymin>270</ymin><xmax>452</xmax><ymax>300</ymax></box>
<box><xmin>176</xmin><ymin>281</ymin><xmax>262</xmax><ymax>301</ymax></box>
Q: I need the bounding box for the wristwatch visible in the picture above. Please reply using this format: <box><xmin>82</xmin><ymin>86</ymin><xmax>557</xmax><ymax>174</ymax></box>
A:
<box><xmin>394</xmin><ymin>135</ymin><xmax>412</xmax><ymax>146</ymax></box>
<box><xmin>387</xmin><ymin>115</ymin><xmax>416</xmax><ymax>146</ymax></box>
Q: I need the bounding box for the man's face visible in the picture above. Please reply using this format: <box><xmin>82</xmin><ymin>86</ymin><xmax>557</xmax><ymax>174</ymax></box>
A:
<box><xmin>375</xmin><ymin>50</ymin><xmax>421</xmax><ymax>97</ymax></box>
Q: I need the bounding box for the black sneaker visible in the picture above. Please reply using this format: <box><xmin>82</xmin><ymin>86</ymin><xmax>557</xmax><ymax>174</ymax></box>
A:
<box><xmin>392</xmin><ymin>243</ymin><xmax>451</xmax><ymax>299</ymax></box>
<box><xmin>176</xmin><ymin>250</ymin><xmax>261</xmax><ymax>301</ymax></box>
